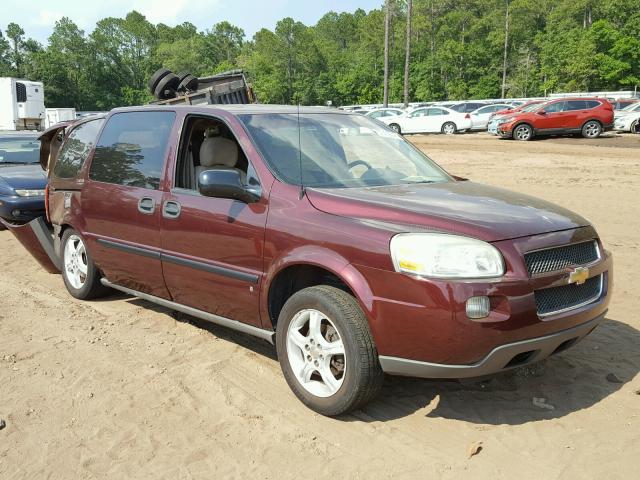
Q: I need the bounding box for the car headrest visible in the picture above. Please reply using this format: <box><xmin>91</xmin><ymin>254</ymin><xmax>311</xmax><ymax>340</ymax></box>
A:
<box><xmin>199</xmin><ymin>136</ymin><xmax>239</xmax><ymax>168</ymax></box>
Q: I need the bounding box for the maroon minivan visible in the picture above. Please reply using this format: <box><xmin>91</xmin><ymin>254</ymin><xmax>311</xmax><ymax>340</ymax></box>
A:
<box><xmin>3</xmin><ymin>105</ymin><xmax>612</xmax><ymax>416</ymax></box>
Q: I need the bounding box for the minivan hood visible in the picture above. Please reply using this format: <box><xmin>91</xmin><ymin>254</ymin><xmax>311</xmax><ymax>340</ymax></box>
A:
<box><xmin>0</xmin><ymin>164</ymin><xmax>47</xmax><ymax>190</ymax></box>
<box><xmin>306</xmin><ymin>181</ymin><xmax>589</xmax><ymax>242</ymax></box>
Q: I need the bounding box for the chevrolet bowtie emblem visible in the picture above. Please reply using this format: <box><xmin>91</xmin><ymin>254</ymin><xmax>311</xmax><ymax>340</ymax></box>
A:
<box><xmin>568</xmin><ymin>267</ymin><xmax>589</xmax><ymax>285</ymax></box>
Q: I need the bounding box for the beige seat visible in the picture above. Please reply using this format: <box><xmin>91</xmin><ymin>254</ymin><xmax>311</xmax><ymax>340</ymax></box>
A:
<box><xmin>196</xmin><ymin>136</ymin><xmax>245</xmax><ymax>185</ymax></box>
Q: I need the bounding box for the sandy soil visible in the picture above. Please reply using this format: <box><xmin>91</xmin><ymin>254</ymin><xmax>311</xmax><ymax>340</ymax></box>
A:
<box><xmin>1</xmin><ymin>132</ymin><xmax>639</xmax><ymax>479</ymax></box>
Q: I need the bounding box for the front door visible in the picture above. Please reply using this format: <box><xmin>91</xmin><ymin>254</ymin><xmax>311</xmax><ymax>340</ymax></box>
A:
<box><xmin>160</xmin><ymin>115</ymin><xmax>271</xmax><ymax>327</ymax></box>
<box><xmin>535</xmin><ymin>101</ymin><xmax>568</xmax><ymax>131</ymax></box>
<box><xmin>82</xmin><ymin>110</ymin><xmax>176</xmax><ymax>298</ymax></box>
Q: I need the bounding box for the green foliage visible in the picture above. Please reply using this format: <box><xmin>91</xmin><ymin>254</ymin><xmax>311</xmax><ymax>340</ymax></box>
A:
<box><xmin>1</xmin><ymin>0</ymin><xmax>639</xmax><ymax>109</ymax></box>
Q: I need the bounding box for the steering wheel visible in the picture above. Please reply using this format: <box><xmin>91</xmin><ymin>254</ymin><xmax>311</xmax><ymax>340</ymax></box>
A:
<box><xmin>347</xmin><ymin>160</ymin><xmax>373</xmax><ymax>172</ymax></box>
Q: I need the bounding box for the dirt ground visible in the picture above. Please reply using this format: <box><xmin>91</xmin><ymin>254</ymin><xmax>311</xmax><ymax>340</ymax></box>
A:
<box><xmin>1</xmin><ymin>132</ymin><xmax>639</xmax><ymax>479</ymax></box>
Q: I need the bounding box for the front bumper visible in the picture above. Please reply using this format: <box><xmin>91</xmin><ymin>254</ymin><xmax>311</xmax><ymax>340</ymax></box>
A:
<box><xmin>356</xmin><ymin>226</ymin><xmax>612</xmax><ymax>370</ymax></box>
<box><xmin>379</xmin><ymin>312</ymin><xmax>604</xmax><ymax>378</ymax></box>
<box><xmin>0</xmin><ymin>195</ymin><xmax>46</xmax><ymax>223</ymax></box>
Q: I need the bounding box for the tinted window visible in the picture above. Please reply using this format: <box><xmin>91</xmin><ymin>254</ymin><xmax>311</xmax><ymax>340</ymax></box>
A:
<box><xmin>565</xmin><ymin>100</ymin><xmax>587</xmax><ymax>111</ymax></box>
<box><xmin>53</xmin><ymin>119</ymin><xmax>104</xmax><ymax>178</ymax></box>
<box><xmin>89</xmin><ymin>112</ymin><xmax>175</xmax><ymax>190</ymax></box>
<box><xmin>0</xmin><ymin>136</ymin><xmax>39</xmax><ymax>164</ymax></box>
<box><xmin>585</xmin><ymin>100</ymin><xmax>601</xmax><ymax>109</ymax></box>
<box><xmin>544</xmin><ymin>101</ymin><xmax>565</xmax><ymax>113</ymax></box>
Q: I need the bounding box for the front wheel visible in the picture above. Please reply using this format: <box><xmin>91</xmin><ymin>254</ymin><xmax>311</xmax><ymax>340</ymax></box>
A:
<box><xmin>61</xmin><ymin>228</ymin><xmax>109</xmax><ymax>300</ymax></box>
<box><xmin>276</xmin><ymin>286</ymin><xmax>384</xmax><ymax>416</ymax></box>
<box><xmin>582</xmin><ymin>120</ymin><xmax>602</xmax><ymax>139</ymax></box>
<box><xmin>513</xmin><ymin>123</ymin><xmax>533</xmax><ymax>141</ymax></box>
<box><xmin>441</xmin><ymin>122</ymin><xmax>457</xmax><ymax>135</ymax></box>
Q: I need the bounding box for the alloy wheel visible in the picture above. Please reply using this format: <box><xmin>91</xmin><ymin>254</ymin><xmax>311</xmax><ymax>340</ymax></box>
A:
<box><xmin>286</xmin><ymin>308</ymin><xmax>346</xmax><ymax>398</ymax></box>
<box><xmin>514</xmin><ymin>124</ymin><xmax>532</xmax><ymax>140</ymax></box>
<box><xmin>583</xmin><ymin>121</ymin><xmax>601</xmax><ymax>138</ymax></box>
<box><xmin>442</xmin><ymin>122</ymin><xmax>456</xmax><ymax>134</ymax></box>
<box><xmin>64</xmin><ymin>234</ymin><xmax>88</xmax><ymax>289</ymax></box>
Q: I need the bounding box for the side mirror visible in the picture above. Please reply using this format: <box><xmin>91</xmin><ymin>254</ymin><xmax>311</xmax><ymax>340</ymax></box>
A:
<box><xmin>537</xmin><ymin>110</ymin><xmax>547</xmax><ymax>115</ymax></box>
<box><xmin>198</xmin><ymin>169</ymin><xmax>260</xmax><ymax>203</ymax></box>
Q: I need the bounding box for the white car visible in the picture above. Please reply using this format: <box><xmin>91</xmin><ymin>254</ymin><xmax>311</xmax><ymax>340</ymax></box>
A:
<box><xmin>469</xmin><ymin>104</ymin><xmax>513</xmax><ymax>130</ymax></box>
<box><xmin>613</xmin><ymin>103</ymin><xmax>640</xmax><ymax>132</ymax></box>
<box><xmin>365</xmin><ymin>108</ymin><xmax>405</xmax><ymax>120</ymax></box>
<box><xmin>379</xmin><ymin>106</ymin><xmax>472</xmax><ymax>134</ymax></box>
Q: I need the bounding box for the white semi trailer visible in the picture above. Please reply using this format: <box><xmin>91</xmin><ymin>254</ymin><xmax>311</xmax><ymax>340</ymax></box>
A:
<box><xmin>0</xmin><ymin>77</ymin><xmax>46</xmax><ymax>131</ymax></box>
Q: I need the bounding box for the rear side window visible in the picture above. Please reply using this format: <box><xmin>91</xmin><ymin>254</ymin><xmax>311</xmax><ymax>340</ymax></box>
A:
<box><xmin>53</xmin><ymin>119</ymin><xmax>104</xmax><ymax>178</ymax></box>
<box><xmin>89</xmin><ymin>111</ymin><xmax>175</xmax><ymax>190</ymax></box>
<box><xmin>585</xmin><ymin>100</ymin><xmax>601</xmax><ymax>109</ymax></box>
<box><xmin>565</xmin><ymin>100</ymin><xmax>587</xmax><ymax>111</ymax></box>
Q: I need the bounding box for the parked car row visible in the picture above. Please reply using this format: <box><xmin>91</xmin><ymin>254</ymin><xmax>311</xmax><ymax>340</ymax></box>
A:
<box><xmin>357</xmin><ymin>95</ymin><xmax>629</xmax><ymax>141</ymax></box>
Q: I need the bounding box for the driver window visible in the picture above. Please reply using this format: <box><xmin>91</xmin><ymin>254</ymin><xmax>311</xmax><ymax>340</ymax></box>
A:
<box><xmin>544</xmin><ymin>102</ymin><xmax>565</xmax><ymax>113</ymax></box>
<box><xmin>175</xmin><ymin>116</ymin><xmax>253</xmax><ymax>191</ymax></box>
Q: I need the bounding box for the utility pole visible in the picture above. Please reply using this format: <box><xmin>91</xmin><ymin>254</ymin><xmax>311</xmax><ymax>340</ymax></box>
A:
<box><xmin>403</xmin><ymin>0</ymin><xmax>413</xmax><ymax>108</ymax></box>
<box><xmin>383</xmin><ymin>0</ymin><xmax>391</xmax><ymax>107</ymax></box>
<box><xmin>501</xmin><ymin>0</ymin><xmax>510</xmax><ymax>99</ymax></box>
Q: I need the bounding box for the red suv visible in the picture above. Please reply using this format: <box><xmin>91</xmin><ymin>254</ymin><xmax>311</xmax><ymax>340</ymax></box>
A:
<box><xmin>497</xmin><ymin>98</ymin><xmax>614</xmax><ymax>140</ymax></box>
<box><xmin>2</xmin><ymin>106</ymin><xmax>612</xmax><ymax>416</ymax></box>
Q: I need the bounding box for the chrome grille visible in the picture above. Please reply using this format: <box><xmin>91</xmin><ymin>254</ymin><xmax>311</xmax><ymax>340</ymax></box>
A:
<box><xmin>534</xmin><ymin>275</ymin><xmax>602</xmax><ymax>316</ymax></box>
<box><xmin>524</xmin><ymin>240</ymin><xmax>599</xmax><ymax>276</ymax></box>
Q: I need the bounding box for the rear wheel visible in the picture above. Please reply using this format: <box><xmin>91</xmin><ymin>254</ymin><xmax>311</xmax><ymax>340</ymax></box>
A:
<box><xmin>630</xmin><ymin>120</ymin><xmax>637</xmax><ymax>134</ymax></box>
<box><xmin>513</xmin><ymin>123</ymin><xmax>533</xmax><ymax>141</ymax></box>
<box><xmin>276</xmin><ymin>286</ymin><xmax>384</xmax><ymax>416</ymax></box>
<box><xmin>61</xmin><ymin>229</ymin><xmax>109</xmax><ymax>300</ymax></box>
<box><xmin>389</xmin><ymin>123</ymin><xmax>401</xmax><ymax>134</ymax></box>
<box><xmin>441</xmin><ymin>122</ymin><xmax>457</xmax><ymax>135</ymax></box>
<box><xmin>582</xmin><ymin>120</ymin><xmax>602</xmax><ymax>139</ymax></box>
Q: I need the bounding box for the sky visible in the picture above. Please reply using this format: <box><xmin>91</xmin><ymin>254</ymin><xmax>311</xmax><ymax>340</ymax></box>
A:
<box><xmin>0</xmin><ymin>0</ymin><xmax>383</xmax><ymax>43</ymax></box>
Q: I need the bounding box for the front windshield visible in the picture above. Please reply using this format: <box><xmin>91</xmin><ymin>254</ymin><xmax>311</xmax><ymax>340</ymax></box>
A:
<box><xmin>620</xmin><ymin>102</ymin><xmax>639</xmax><ymax>112</ymax></box>
<box><xmin>239</xmin><ymin>113</ymin><xmax>452</xmax><ymax>188</ymax></box>
<box><xmin>520</xmin><ymin>103</ymin><xmax>543</xmax><ymax>112</ymax></box>
<box><xmin>0</xmin><ymin>137</ymin><xmax>40</xmax><ymax>165</ymax></box>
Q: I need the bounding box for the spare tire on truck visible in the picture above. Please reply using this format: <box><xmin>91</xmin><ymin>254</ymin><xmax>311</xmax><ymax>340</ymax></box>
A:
<box><xmin>177</xmin><ymin>73</ymin><xmax>199</xmax><ymax>93</ymax></box>
<box><xmin>148</xmin><ymin>68</ymin><xmax>171</xmax><ymax>95</ymax></box>
<box><xmin>154</xmin><ymin>73</ymin><xmax>180</xmax><ymax>100</ymax></box>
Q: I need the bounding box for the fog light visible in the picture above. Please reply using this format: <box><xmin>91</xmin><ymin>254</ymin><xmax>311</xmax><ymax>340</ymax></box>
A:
<box><xmin>11</xmin><ymin>209</ymin><xmax>21</xmax><ymax>217</ymax></box>
<box><xmin>466</xmin><ymin>296</ymin><xmax>490</xmax><ymax>319</ymax></box>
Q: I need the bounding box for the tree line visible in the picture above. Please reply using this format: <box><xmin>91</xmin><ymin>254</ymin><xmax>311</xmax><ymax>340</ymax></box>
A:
<box><xmin>0</xmin><ymin>0</ymin><xmax>638</xmax><ymax>110</ymax></box>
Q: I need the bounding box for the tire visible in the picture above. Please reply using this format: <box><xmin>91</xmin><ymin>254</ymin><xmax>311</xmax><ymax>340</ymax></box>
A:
<box><xmin>513</xmin><ymin>123</ymin><xmax>533</xmax><ymax>141</ymax></box>
<box><xmin>177</xmin><ymin>72</ymin><xmax>198</xmax><ymax>92</ymax></box>
<box><xmin>148</xmin><ymin>68</ymin><xmax>171</xmax><ymax>94</ymax></box>
<box><xmin>154</xmin><ymin>73</ymin><xmax>180</xmax><ymax>100</ymax></box>
<box><xmin>630</xmin><ymin>120</ymin><xmax>637</xmax><ymax>134</ymax></box>
<box><xmin>389</xmin><ymin>123</ymin><xmax>401</xmax><ymax>134</ymax></box>
<box><xmin>276</xmin><ymin>285</ymin><xmax>384</xmax><ymax>416</ymax></box>
<box><xmin>61</xmin><ymin>229</ymin><xmax>109</xmax><ymax>300</ymax></box>
<box><xmin>441</xmin><ymin>122</ymin><xmax>457</xmax><ymax>134</ymax></box>
<box><xmin>582</xmin><ymin>120</ymin><xmax>602</xmax><ymax>139</ymax></box>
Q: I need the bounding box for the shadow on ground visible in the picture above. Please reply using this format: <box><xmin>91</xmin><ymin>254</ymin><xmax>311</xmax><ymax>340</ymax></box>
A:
<box><xmin>112</xmin><ymin>292</ymin><xmax>640</xmax><ymax>425</ymax></box>
<box><xmin>350</xmin><ymin>318</ymin><xmax>639</xmax><ymax>424</ymax></box>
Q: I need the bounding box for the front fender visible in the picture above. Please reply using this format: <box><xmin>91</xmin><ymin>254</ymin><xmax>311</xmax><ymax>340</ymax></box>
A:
<box><xmin>259</xmin><ymin>245</ymin><xmax>375</xmax><ymax>329</ymax></box>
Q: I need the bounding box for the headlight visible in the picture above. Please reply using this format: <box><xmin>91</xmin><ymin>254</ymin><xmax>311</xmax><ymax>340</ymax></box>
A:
<box><xmin>15</xmin><ymin>189</ymin><xmax>45</xmax><ymax>197</ymax></box>
<box><xmin>390</xmin><ymin>233</ymin><xmax>505</xmax><ymax>279</ymax></box>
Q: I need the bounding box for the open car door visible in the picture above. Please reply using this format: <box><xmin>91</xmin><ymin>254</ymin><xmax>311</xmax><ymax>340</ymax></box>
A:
<box><xmin>0</xmin><ymin>122</ymin><xmax>73</xmax><ymax>273</ymax></box>
<box><xmin>38</xmin><ymin>121</ymin><xmax>73</xmax><ymax>171</ymax></box>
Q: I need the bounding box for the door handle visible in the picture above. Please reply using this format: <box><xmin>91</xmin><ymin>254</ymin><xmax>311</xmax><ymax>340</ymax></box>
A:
<box><xmin>163</xmin><ymin>200</ymin><xmax>181</xmax><ymax>219</ymax></box>
<box><xmin>137</xmin><ymin>197</ymin><xmax>156</xmax><ymax>215</ymax></box>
